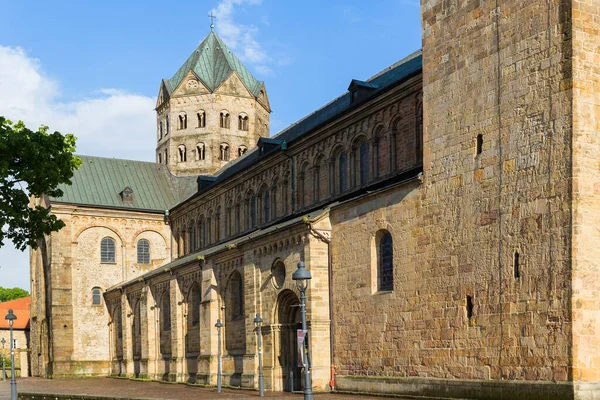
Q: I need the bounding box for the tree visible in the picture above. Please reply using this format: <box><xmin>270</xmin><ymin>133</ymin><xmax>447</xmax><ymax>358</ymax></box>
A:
<box><xmin>0</xmin><ymin>286</ymin><xmax>29</xmax><ymax>302</ymax></box>
<box><xmin>0</xmin><ymin>117</ymin><xmax>81</xmax><ymax>250</ymax></box>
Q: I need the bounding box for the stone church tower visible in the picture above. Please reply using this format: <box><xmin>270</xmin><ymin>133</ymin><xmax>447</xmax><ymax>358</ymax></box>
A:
<box><xmin>155</xmin><ymin>31</ymin><xmax>271</xmax><ymax>176</ymax></box>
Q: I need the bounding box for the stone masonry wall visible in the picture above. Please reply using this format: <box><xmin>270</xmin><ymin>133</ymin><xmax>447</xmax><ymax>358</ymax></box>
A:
<box><xmin>571</xmin><ymin>0</ymin><xmax>600</xmax><ymax>392</ymax></box>
<box><xmin>30</xmin><ymin>204</ymin><xmax>171</xmax><ymax>377</ymax></box>
<box><xmin>332</xmin><ymin>1</ymin><xmax>577</xmax><ymax>398</ymax></box>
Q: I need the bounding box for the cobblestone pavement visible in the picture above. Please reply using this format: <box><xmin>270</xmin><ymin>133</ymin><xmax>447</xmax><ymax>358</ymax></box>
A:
<box><xmin>0</xmin><ymin>377</ymin><xmax>436</xmax><ymax>400</ymax></box>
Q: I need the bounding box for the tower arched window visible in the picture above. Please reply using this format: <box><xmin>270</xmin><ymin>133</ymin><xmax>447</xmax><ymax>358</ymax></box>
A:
<box><xmin>238</xmin><ymin>146</ymin><xmax>248</xmax><ymax>157</ymax></box>
<box><xmin>377</xmin><ymin>231</ymin><xmax>394</xmax><ymax>291</ymax></box>
<box><xmin>178</xmin><ymin>112</ymin><xmax>187</xmax><ymax>130</ymax></box>
<box><xmin>197</xmin><ymin>110</ymin><xmax>206</xmax><ymax>128</ymax></box>
<box><xmin>100</xmin><ymin>237</ymin><xmax>116</xmax><ymax>263</ymax></box>
<box><xmin>220</xmin><ymin>111</ymin><xmax>230</xmax><ymax>129</ymax></box>
<box><xmin>178</xmin><ymin>145</ymin><xmax>187</xmax><ymax>163</ymax></box>
<box><xmin>158</xmin><ymin>153</ymin><xmax>162</xmax><ymax>164</ymax></box>
<box><xmin>238</xmin><ymin>113</ymin><xmax>249</xmax><ymax>131</ymax></box>
<box><xmin>220</xmin><ymin>143</ymin><xmax>230</xmax><ymax>161</ymax></box>
<box><xmin>166</xmin><ymin>115</ymin><xmax>170</xmax><ymax>135</ymax></box>
<box><xmin>159</xmin><ymin>121</ymin><xmax>163</xmax><ymax>140</ymax></box>
<box><xmin>137</xmin><ymin>239</ymin><xmax>150</xmax><ymax>264</ymax></box>
<box><xmin>196</xmin><ymin>143</ymin><xmax>206</xmax><ymax>161</ymax></box>
<box><xmin>92</xmin><ymin>287</ymin><xmax>102</xmax><ymax>305</ymax></box>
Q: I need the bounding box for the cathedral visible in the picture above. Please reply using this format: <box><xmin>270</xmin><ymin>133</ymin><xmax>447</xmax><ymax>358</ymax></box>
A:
<box><xmin>29</xmin><ymin>1</ymin><xmax>600</xmax><ymax>399</ymax></box>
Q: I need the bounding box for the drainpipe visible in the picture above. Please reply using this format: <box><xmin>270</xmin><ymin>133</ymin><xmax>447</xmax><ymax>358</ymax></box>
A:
<box><xmin>305</xmin><ymin>220</ymin><xmax>335</xmax><ymax>391</ymax></box>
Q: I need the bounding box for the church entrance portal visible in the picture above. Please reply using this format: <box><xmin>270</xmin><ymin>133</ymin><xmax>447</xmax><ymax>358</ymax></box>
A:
<box><xmin>275</xmin><ymin>290</ymin><xmax>302</xmax><ymax>392</ymax></box>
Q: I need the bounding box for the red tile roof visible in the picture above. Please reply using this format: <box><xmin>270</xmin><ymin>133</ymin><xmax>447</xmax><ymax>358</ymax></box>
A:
<box><xmin>0</xmin><ymin>297</ymin><xmax>30</xmax><ymax>330</ymax></box>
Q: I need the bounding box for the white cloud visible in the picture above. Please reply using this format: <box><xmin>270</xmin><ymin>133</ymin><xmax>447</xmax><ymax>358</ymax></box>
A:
<box><xmin>212</xmin><ymin>0</ymin><xmax>273</xmax><ymax>75</ymax></box>
<box><xmin>0</xmin><ymin>45</ymin><xmax>157</xmax><ymax>290</ymax></box>
<box><xmin>0</xmin><ymin>45</ymin><xmax>156</xmax><ymax>162</ymax></box>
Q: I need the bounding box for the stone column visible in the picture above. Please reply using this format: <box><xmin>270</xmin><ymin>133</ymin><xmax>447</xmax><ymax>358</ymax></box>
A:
<box><xmin>141</xmin><ymin>285</ymin><xmax>158</xmax><ymax>380</ymax></box>
<box><xmin>170</xmin><ymin>277</ymin><xmax>185</xmax><ymax>382</ymax></box>
<box><xmin>122</xmin><ymin>292</ymin><xmax>134</xmax><ymax>377</ymax></box>
<box><xmin>198</xmin><ymin>261</ymin><xmax>220</xmax><ymax>385</ymax></box>
<box><xmin>305</xmin><ymin>235</ymin><xmax>331</xmax><ymax>391</ymax></box>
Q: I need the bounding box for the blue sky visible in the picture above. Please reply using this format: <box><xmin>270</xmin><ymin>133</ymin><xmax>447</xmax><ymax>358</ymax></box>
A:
<box><xmin>0</xmin><ymin>0</ymin><xmax>422</xmax><ymax>290</ymax></box>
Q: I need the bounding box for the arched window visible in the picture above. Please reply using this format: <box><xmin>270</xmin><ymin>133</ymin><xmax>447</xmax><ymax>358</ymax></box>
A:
<box><xmin>114</xmin><ymin>305</ymin><xmax>123</xmax><ymax>340</ymax></box>
<box><xmin>178</xmin><ymin>112</ymin><xmax>187</xmax><ymax>130</ymax></box>
<box><xmin>235</xmin><ymin>202</ymin><xmax>241</xmax><ymax>234</ymax></box>
<box><xmin>271</xmin><ymin>184</ymin><xmax>278</xmax><ymax>220</ymax></box>
<box><xmin>248</xmin><ymin>195</ymin><xmax>257</xmax><ymax>229</ymax></box>
<box><xmin>158</xmin><ymin>153</ymin><xmax>162</xmax><ymax>164</ymax></box>
<box><xmin>161</xmin><ymin>291</ymin><xmax>171</xmax><ymax>332</ymax></box>
<box><xmin>100</xmin><ymin>237</ymin><xmax>116</xmax><ymax>263</ymax></box>
<box><xmin>238</xmin><ymin>113</ymin><xmax>249</xmax><ymax>131</ymax></box>
<box><xmin>220</xmin><ymin>110</ymin><xmax>230</xmax><ymax>129</ymax></box>
<box><xmin>416</xmin><ymin>100</ymin><xmax>423</xmax><ymax>161</ymax></box>
<box><xmin>199</xmin><ymin>217</ymin><xmax>206</xmax><ymax>248</ymax></box>
<box><xmin>196</xmin><ymin>143</ymin><xmax>206</xmax><ymax>161</ymax></box>
<box><xmin>164</xmin><ymin>149</ymin><xmax>168</xmax><ymax>163</ymax></box>
<box><xmin>92</xmin><ymin>287</ymin><xmax>102</xmax><ymax>305</ymax></box>
<box><xmin>313</xmin><ymin>158</ymin><xmax>322</xmax><ymax>202</ymax></box>
<box><xmin>377</xmin><ymin>231</ymin><xmax>394</xmax><ymax>291</ymax></box>
<box><xmin>238</xmin><ymin>146</ymin><xmax>248</xmax><ymax>157</ymax></box>
<box><xmin>215</xmin><ymin>208</ymin><xmax>221</xmax><ymax>242</ymax></box>
<box><xmin>197</xmin><ymin>110</ymin><xmax>206</xmax><ymax>128</ymax></box>
<box><xmin>189</xmin><ymin>284</ymin><xmax>201</xmax><ymax>327</ymax></box>
<box><xmin>189</xmin><ymin>221</ymin><xmax>197</xmax><ymax>252</ymax></box>
<box><xmin>229</xmin><ymin>272</ymin><xmax>244</xmax><ymax>320</ymax></box>
<box><xmin>137</xmin><ymin>239</ymin><xmax>150</xmax><ymax>264</ymax></box>
<box><xmin>359</xmin><ymin>141</ymin><xmax>370</xmax><ymax>186</ymax></box>
<box><xmin>338</xmin><ymin>152</ymin><xmax>348</xmax><ymax>193</ymax></box>
<box><xmin>166</xmin><ymin>115</ymin><xmax>170</xmax><ymax>135</ymax></box>
<box><xmin>178</xmin><ymin>145</ymin><xmax>187</xmax><ymax>162</ymax></box>
<box><xmin>159</xmin><ymin>121</ymin><xmax>163</xmax><ymax>139</ymax></box>
<box><xmin>263</xmin><ymin>190</ymin><xmax>270</xmax><ymax>224</ymax></box>
<box><xmin>219</xmin><ymin>143</ymin><xmax>230</xmax><ymax>161</ymax></box>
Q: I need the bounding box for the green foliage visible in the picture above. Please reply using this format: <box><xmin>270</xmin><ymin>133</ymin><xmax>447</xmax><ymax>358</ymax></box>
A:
<box><xmin>0</xmin><ymin>351</ymin><xmax>10</xmax><ymax>369</ymax></box>
<box><xmin>0</xmin><ymin>117</ymin><xmax>81</xmax><ymax>250</ymax></box>
<box><xmin>0</xmin><ymin>287</ymin><xmax>29</xmax><ymax>302</ymax></box>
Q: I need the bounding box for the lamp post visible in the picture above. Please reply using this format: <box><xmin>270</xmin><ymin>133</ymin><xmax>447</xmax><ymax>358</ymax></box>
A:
<box><xmin>5</xmin><ymin>309</ymin><xmax>17</xmax><ymax>400</ymax></box>
<box><xmin>1</xmin><ymin>337</ymin><xmax>6</xmax><ymax>381</ymax></box>
<box><xmin>292</xmin><ymin>261</ymin><xmax>313</xmax><ymax>400</ymax></box>
<box><xmin>253</xmin><ymin>314</ymin><xmax>264</xmax><ymax>397</ymax></box>
<box><xmin>215</xmin><ymin>319</ymin><xmax>223</xmax><ymax>393</ymax></box>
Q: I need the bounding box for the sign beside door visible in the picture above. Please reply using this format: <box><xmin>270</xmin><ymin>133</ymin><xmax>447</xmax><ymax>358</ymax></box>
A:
<box><xmin>297</xmin><ymin>329</ymin><xmax>307</xmax><ymax>367</ymax></box>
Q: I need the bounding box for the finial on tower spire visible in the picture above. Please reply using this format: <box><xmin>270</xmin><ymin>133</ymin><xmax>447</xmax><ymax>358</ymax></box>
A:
<box><xmin>209</xmin><ymin>11</ymin><xmax>216</xmax><ymax>31</ymax></box>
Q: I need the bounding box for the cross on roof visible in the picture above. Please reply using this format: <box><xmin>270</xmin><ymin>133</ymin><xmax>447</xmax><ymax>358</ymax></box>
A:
<box><xmin>209</xmin><ymin>11</ymin><xmax>216</xmax><ymax>31</ymax></box>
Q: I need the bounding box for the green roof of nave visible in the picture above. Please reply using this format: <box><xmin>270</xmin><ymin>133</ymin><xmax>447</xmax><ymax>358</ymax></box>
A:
<box><xmin>49</xmin><ymin>156</ymin><xmax>197</xmax><ymax>212</ymax></box>
<box><xmin>165</xmin><ymin>31</ymin><xmax>263</xmax><ymax>97</ymax></box>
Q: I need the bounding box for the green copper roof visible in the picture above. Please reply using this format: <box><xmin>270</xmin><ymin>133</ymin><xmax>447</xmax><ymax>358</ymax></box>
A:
<box><xmin>49</xmin><ymin>156</ymin><xmax>197</xmax><ymax>212</ymax></box>
<box><xmin>166</xmin><ymin>32</ymin><xmax>263</xmax><ymax>97</ymax></box>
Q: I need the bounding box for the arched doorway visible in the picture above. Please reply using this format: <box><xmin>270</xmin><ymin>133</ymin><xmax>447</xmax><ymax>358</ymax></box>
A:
<box><xmin>275</xmin><ymin>290</ymin><xmax>302</xmax><ymax>392</ymax></box>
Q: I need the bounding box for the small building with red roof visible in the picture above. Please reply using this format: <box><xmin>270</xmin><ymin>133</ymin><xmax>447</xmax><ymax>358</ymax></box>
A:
<box><xmin>0</xmin><ymin>296</ymin><xmax>30</xmax><ymax>377</ymax></box>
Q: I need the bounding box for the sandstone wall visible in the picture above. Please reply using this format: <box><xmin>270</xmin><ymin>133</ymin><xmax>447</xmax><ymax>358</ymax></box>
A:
<box><xmin>30</xmin><ymin>205</ymin><xmax>171</xmax><ymax>377</ymax></box>
<box><xmin>571</xmin><ymin>0</ymin><xmax>600</xmax><ymax>392</ymax></box>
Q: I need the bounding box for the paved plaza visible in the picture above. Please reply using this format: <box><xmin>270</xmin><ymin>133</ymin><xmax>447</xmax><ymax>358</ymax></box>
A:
<box><xmin>0</xmin><ymin>377</ymin><xmax>442</xmax><ymax>400</ymax></box>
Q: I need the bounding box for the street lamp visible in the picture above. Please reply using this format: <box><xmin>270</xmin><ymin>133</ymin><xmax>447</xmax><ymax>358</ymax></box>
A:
<box><xmin>215</xmin><ymin>319</ymin><xmax>223</xmax><ymax>393</ymax></box>
<box><xmin>292</xmin><ymin>261</ymin><xmax>313</xmax><ymax>400</ymax></box>
<box><xmin>253</xmin><ymin>313</ymin><xmax>264</xmax><ymax>397</ymax></box>
<box><xmin>1</xmin><ymin>337</ymin><xmax>6</xmax><ymax>381</ymax></box>
<box><xmin>5</xmin><ymin>309</ymin><xmax>17</xmax><ymax>400</ymax></box>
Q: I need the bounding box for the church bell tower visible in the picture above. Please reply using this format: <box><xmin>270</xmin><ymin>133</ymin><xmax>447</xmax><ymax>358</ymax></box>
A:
<box><xmin>155</xmin><ymin>31</ymin><xmax>271</xmax><ymax>176</ymax></box>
